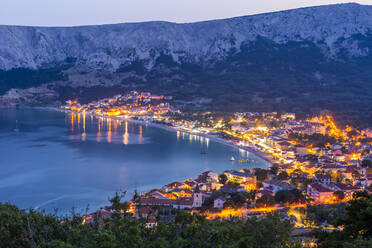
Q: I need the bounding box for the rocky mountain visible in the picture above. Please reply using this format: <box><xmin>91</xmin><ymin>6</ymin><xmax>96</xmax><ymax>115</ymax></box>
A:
<box><xmin>0</xmin><ymin>3</ymin><xmax>372</xmax><ymax>126</ymax></box>
<box><xmin>0</xmin><ymin>3</ymin><xmax>372</xmax><ymax>71</ymax></box>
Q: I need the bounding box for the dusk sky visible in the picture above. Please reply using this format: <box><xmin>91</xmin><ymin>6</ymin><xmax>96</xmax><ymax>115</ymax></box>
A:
<box><xmin>0</xmin><ymin>0</ymin><xmax>371</xmax><ymax>26</ymax></box>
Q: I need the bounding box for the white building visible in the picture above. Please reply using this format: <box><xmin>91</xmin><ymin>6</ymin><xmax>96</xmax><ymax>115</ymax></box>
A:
<box><xmin>214</xmin><ymin>197</ymin><xmax>226</xmax><ymax>209</ymax></box>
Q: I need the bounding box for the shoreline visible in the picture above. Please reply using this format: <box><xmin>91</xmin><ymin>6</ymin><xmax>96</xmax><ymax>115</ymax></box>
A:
<box><xmin>50</xmin><ymin>107</ymin><xmax>274</xmax><ymax>166</ymax></box>
<box><xmin>0</xmin><ymin>105</ymin><xmax>274</xmax><ymax>166</ymax></box>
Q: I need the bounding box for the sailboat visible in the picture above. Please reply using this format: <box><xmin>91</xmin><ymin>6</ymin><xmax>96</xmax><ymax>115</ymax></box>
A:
<box><xmin>230</xmin><ymin>156</ymin><xmax>235</xmax><ymax>161</ymax></box>
<box><xmin>14</xmin><ymin>120</ymin><xmax>20</xmax><ymax>132</ymax></box>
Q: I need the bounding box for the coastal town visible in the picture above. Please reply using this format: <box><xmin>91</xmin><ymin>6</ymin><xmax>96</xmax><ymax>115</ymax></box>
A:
<box><xmin>62</xmin><ymin>91</ymin><xmax>372</xmax><ymax>232</ymax></box>
<box><xmin>4</xmin><ymin>2</ymin><xmax>372</xmax><ymax>247</ymax></box>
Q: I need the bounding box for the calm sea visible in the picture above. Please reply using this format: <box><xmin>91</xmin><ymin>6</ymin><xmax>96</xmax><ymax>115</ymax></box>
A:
<box><xmin>0</xmin><ymin>108</ymin><xmax>270</xmax><ymax>214</ymax></box>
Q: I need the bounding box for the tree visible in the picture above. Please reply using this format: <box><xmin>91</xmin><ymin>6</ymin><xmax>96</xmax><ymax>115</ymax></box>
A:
<box><xmin>231</xmin><ymin>192</ymin><xmax>254</xmax><ymax>207</ymax></box>
<box><xmin>352</xmin><ymin>170</ymin><xmax>361</xmax><ymax>180</ymax></box>
<box><xmin>219</xmin><ymin>174</ymin><xmax>228</xmax><ymax>184</ymax></box>
<box><xmin>314</xmin><ymin>191</ymin><xmax>372</xmax><ymax>247</ymax></box>
<box><xmin>306</xmin><ymin>204</ymin><xmax>346</xmax><ymax>227</ymax></box>
<box><xmin>304</xmin><ymin>154</ymin><xmax>319</xmax><ymax>162</ymax></box>
<box><xmin>347</xmin><ymin>130</ymin><xmax>358</xmax><ymax>138</ymax></box>
<box><xmin>290</xmin><ymin>175</ymin><xmax>312</xmax><ymax>191</ymax></box>
<box><xmin>276</xmin><ymin>171</ymin><xmax>289</xmax><ymax>180</ymax></box>
<box><xmin>362</xmin><ymin>148</ymin><xmax>370</xmax><ymax>156</ymax></box>
<box><xmin>270</xmin><ymin>164</ymin><xmax>279</xmax><ymax>175</ymax></box>
<box><xmin>256</xmin><ymin>194</ymin><xmax>275</xmax><ymax>207</ymax></box>
<box><xmin>254</xmin><ymin>169</ymin><xmax>268</xmax><ymax>182</ymax></box>
<box><xmin>38</xmin><ymin>241</ymin><xmax>74</xmax><ymax>248</ymax></box>
<box><xmin>109</xmin><ymin>190</ymin><xmax>127</xmax><ymax>211</ymax></box>
<box><xmin>274</xmin><ymin>189</ymin><xmax>306</xmax><ymax>204</ymax></box>
<box><xmin>339</xmin><ymin>191</ymin><xmax>372</xmax><ymax>238</ymax></box>
<box><xmin>0</xmin><ymin>200</ymin><xmax>298</xmax><ymax>248</ymax></box>
<box><xmin>361</xmin><ymin>159</ymin><xmax>372</xmax><ymax>168</ymax></box>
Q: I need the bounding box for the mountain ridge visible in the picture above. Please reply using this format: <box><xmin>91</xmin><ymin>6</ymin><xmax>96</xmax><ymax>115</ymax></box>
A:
<box><xmin>1</xmin><ymin>3</ymin><xmax>372</xmax><ymax>71</ymax></box>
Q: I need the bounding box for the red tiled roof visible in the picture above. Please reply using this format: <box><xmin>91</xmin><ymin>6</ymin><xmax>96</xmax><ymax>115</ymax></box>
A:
<box><xmin>344</xmin><ymin>166</ymin><xmax>358</xmax><ymax>173</ymax></box>
<box><xmin>278</xmin><ymin>141</ymin><xmax>292</xmax><ymax>146</ymax></box>
<box><xmin>171</xmin><ymin>188</ymin><xmax>193</xmax><ymax>194</ymax></box>
<box><xmin>314</xmin><ymin>174</ymin><xmax>332</xmax><ymax>180</ymax></box>
<box><xmin>165</xmin><ymin>181</ymin><xmax>183</xmax><ymax>188</ymax></box>
<box><xmin>309</xmin><ymin>183</ymin><xmax>333</xmax><ymax>193</ymax></box>
<box><xmin>321</xmin><ymin>164</ymin><xmax>344</xmax><ymax>169</ymax></box>
<box><xmin>334</xmin><ymin>182</ymin><xmax>360</xmax><ymax>191</ymax></box>
<box><xmin>138</xmin><ymin>197</ymin><xmax>193</xmax><ymax>207</ymax></box>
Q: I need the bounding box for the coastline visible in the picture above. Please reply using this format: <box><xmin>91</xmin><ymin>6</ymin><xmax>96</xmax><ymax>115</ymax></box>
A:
<box><xmin>48</xmin><ymin>106</ymin><xmax>274</xmax><ymax>166</ymax></box>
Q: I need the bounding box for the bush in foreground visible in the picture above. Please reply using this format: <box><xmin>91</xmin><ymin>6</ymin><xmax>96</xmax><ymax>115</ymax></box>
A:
<box><xmin>0</xmin><ymin>202</ymin><xmax>296</xmax><ymax>248</ymax></box>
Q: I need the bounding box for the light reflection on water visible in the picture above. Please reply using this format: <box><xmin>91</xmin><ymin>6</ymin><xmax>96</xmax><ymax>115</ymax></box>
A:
<box><xmin>0</xmin><ymin>108</ymin><xmax>270</xmax><ymax>214</ymax></box>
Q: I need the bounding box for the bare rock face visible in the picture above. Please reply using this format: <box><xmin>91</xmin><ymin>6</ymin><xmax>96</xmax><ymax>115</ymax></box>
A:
<box><xmin>0</xmin><ymin>3</ymin><xmax>372</xmax><ymax>71</ymax></box>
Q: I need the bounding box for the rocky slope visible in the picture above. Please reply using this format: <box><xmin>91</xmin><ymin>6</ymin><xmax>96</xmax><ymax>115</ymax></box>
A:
<box><xmin>0</xmin><ymin>3</ymin><xmax>372</xmax><ymax>71</ymax></box>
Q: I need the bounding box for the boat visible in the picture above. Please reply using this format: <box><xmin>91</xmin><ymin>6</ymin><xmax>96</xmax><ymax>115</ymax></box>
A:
<box><xmin>230</xmin><ymin>156</ymin><xmax>235</xmax><ymax>161</ymax></box>
<box><xmin>13</xmin><ymin>120</ymin><xmax>20</xmax><ymax>132</ymax></box>
<box><xmin>200</xmin><ymin>149</ymin><xmax>207</xmax><ymax>155</ymax></box>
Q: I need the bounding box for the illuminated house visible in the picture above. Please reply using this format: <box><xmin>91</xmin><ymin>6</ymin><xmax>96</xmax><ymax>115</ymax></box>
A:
<box><xmin>277</xmin><ymin>141</ymin><xmax>292</xmax><ymax>150</ymax></box>
<box><xmin>241</xmin><ymin>181</ymin><xmax>257</xmax><ymax>191</ymax></box>
<box><xmin>264</xmin><ymin>135</ymin><xmax>287</xmax><ymax>149</ymax></box>
<box><xmin>342</xmin><ymin>166</ymin><xmax>359</xmax><ymax>181</ymax></box>
<box><xmin>304</xmin><ymin>122</ymin><xmax>326</xmax><ymax>135</ymax></box>
<box><xmin>196</xmin><ymin>171</ymin><xmax>219</xmax><ymax>183</ymax></box>
<box><xmin>295</xmin><ymin>145</ymin><xmax>307</xmax><ymax>154</ymax></box>
<box><xmin>163</xmin><ymin>181</ymin><xmax>184</xmax><ymax>191</ymax></box>
<box><xmin>147</xmin><ymin>190</ymin><xmax>176</xmax><ymax>200</ymax></box>
<box><xmin>302</xmin><ymin>163</ymin><xmax>320</xmax><ymax>175</ymax></box>
<box><xmin>224</xmin><ymin>170</ymin><xmax>256</xmax><ymax>184</ymax></box>
<box><xmin>263</xmin><ymin>179</ymin><xmax>295</xmax><ymax>193</ymax></box>
<box><xmin>307</xmin><ymin>183</ymin><xmax>333</xmax><ymax>203</ymax></box>
<box><xmin>313</xmin><ymin>174</ymin><xmax>332</xmax><ymax>185</ymax></box>
<box><xmin>334</xmin><ymin>182</ymin><xmax>360</xmax><ymax>200</ymax></box>
<box><xmin>138</xmin><ymin>197</ymin><xmax>193</xmax><ymax>210</ymax></box>
<box><xmin>320</xmin><ymin>164</ymin><xmax>345</xmax><ymax>173</ymax></box>
<box><xmin>362</xmin><ymin>128</ymin><xmax>372</xmax><ymax>138</ymax></box>
<box><xmin>183</xmin><ymin>180</ymin><xmax>197</xmax><ymax>189</ymax></box>
<box><xmin>192</xmin><ymin>186</ymin><xmax>211</xmax><ymax>208</ymax></box>
<box><xmin>281</xmin><ymin>113</ymin><xmax>296</xmax><ymax>120</ymax></box>
<box><xmin>211</xmin><ymin>181</ymin><xmax>224</xmax><ymax>190</ymax></box>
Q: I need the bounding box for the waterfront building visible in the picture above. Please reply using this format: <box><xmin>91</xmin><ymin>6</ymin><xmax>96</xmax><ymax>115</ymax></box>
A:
<box><xmin>224</xmin><ymin>170</ymin><xmax>256</xmax><ymax>184</ymax></box>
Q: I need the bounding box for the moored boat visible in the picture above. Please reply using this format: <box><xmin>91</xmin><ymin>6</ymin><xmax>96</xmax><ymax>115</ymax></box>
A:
<box><xmin>14</xmin><ymin>120</ymin><xmax>20</xmax><ymax>132</ymax></box>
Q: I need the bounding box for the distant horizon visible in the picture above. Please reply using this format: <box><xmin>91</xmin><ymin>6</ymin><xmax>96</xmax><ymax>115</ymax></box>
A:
<box><xmin>0</xmin><ymin>0</ymin><xmax>371</xmax><ymax>27</ymax></box>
